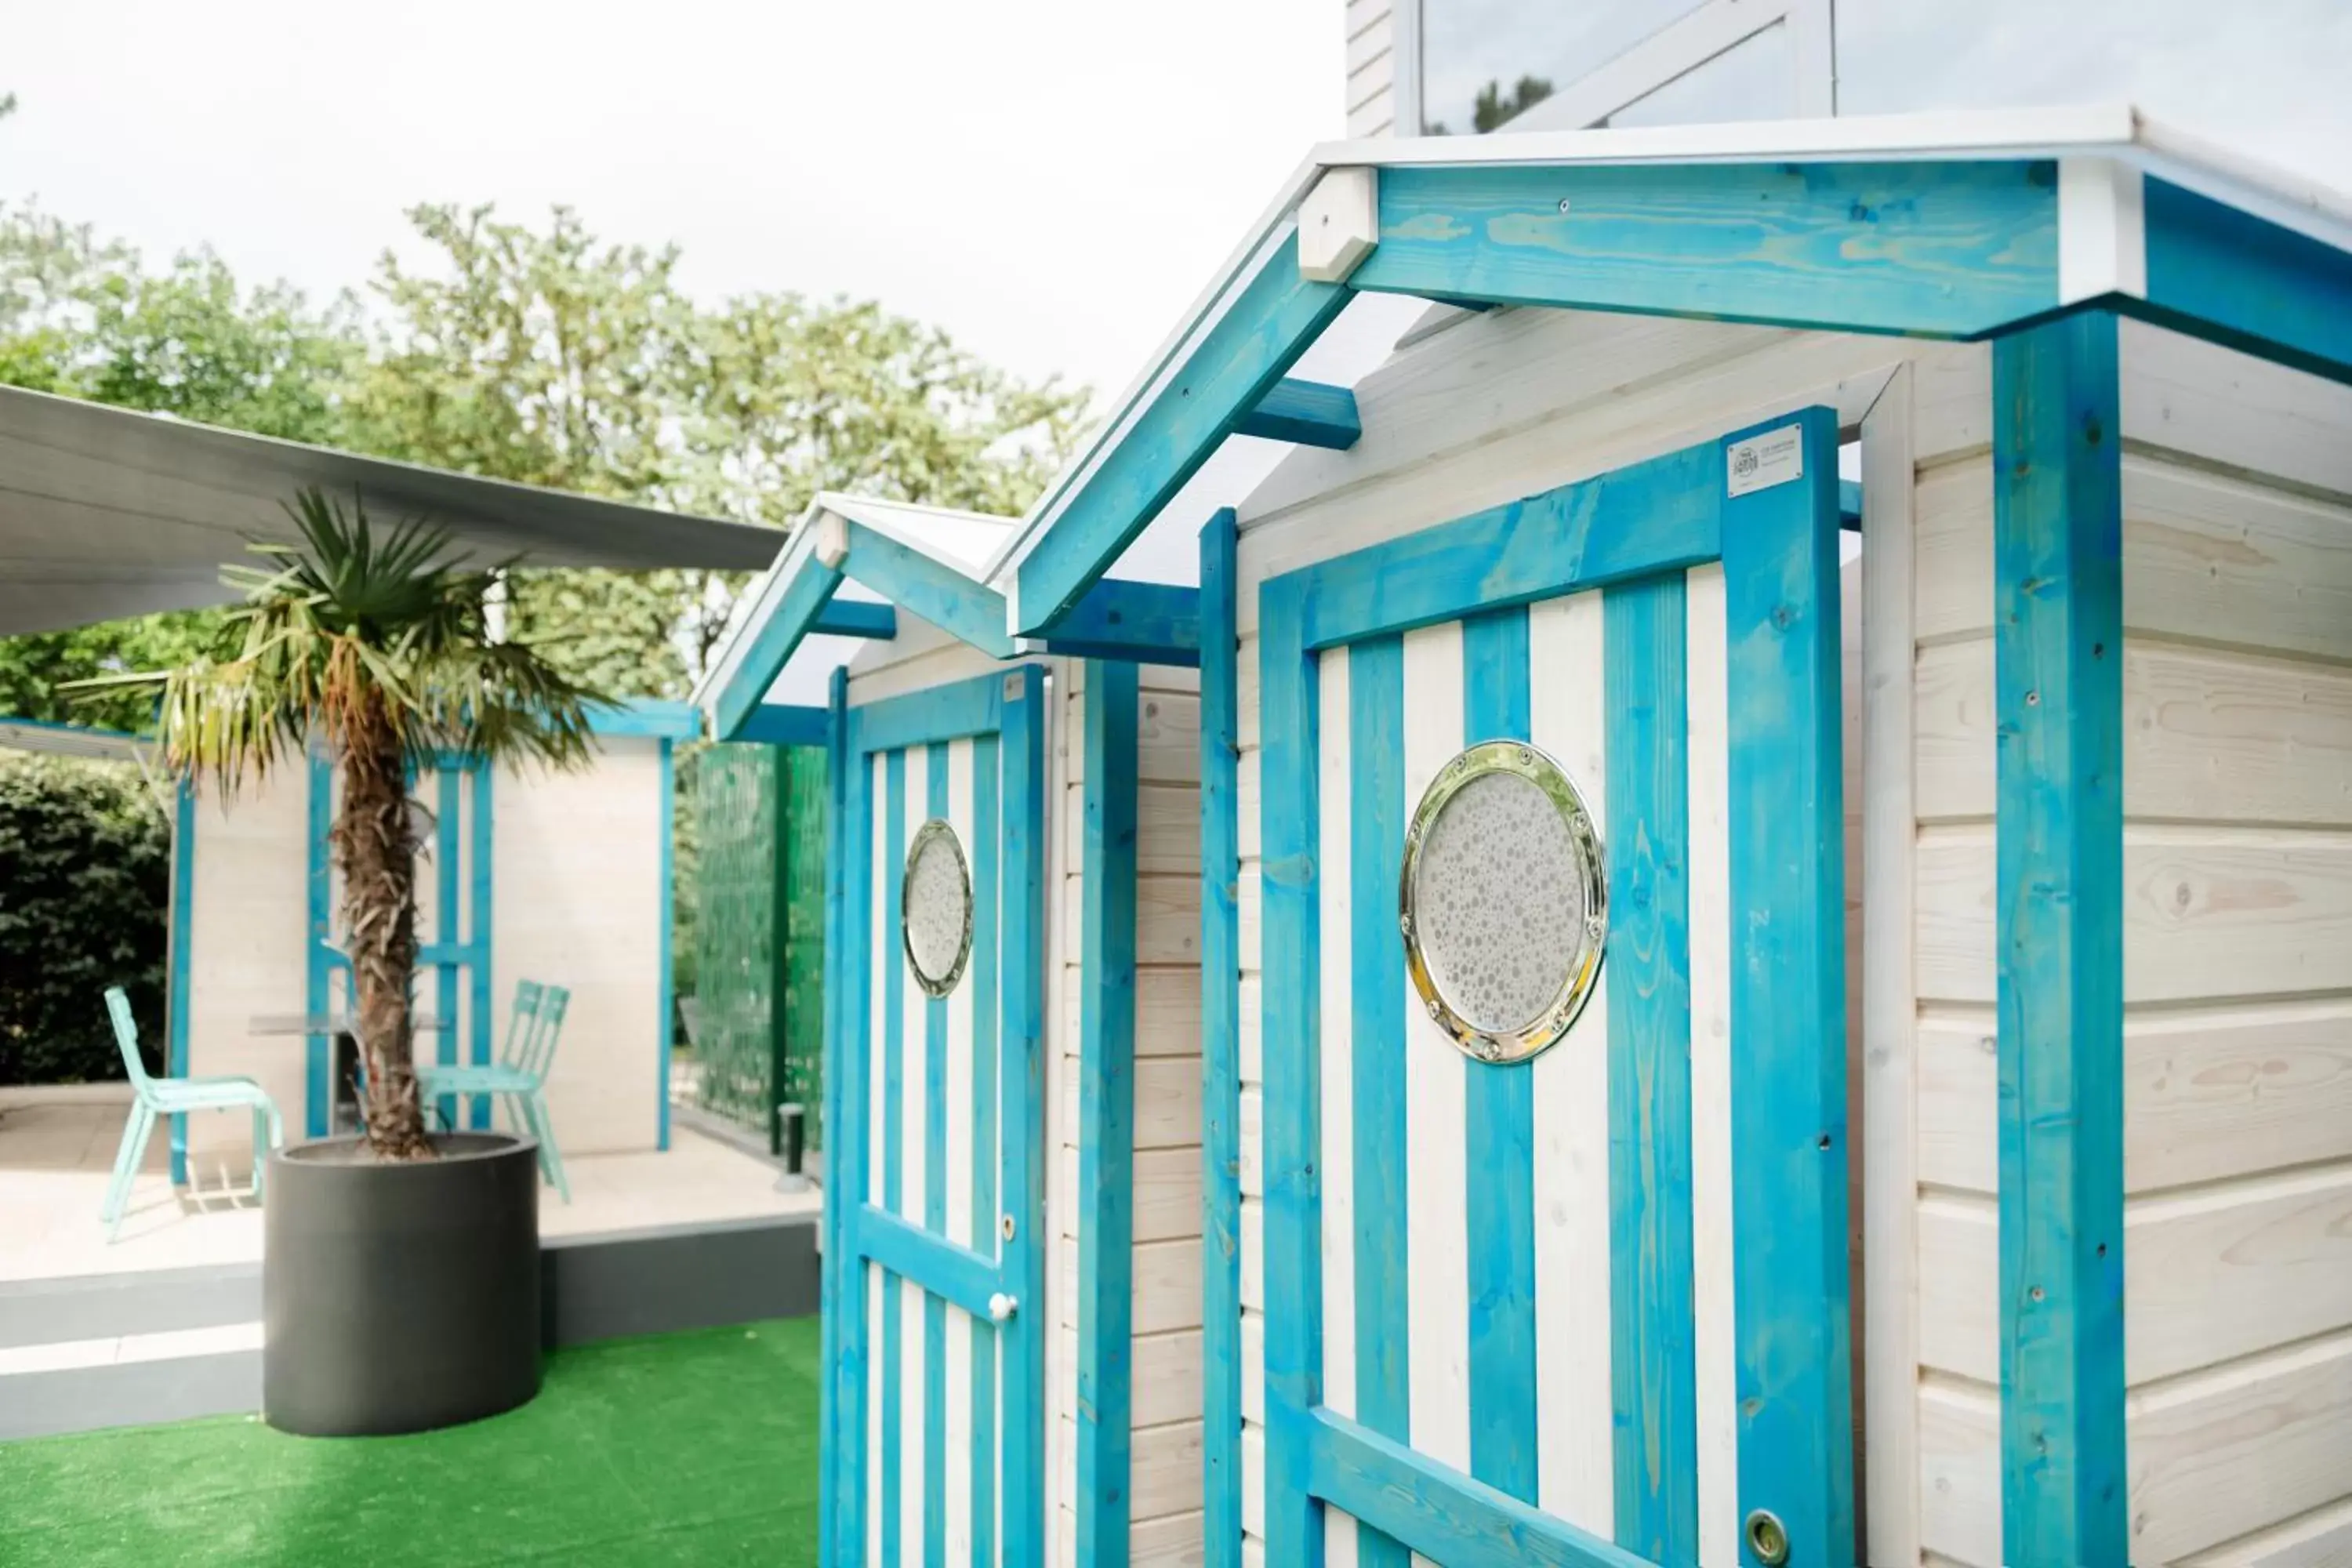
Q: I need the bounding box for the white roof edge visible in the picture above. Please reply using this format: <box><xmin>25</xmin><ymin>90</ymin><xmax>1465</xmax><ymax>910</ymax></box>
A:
<box><xmin>987</xmin><ymin>103</ymin><xmax>2352</xmax><ymax>583</ymax></box>
<box><xmin>692</xmin><ymin>492</ymin><xmax>1023</xmax><ymax>715</ymax></box>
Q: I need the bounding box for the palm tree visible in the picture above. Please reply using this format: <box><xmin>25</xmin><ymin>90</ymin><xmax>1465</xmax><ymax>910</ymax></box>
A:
<box><xmin>85</xmin><ymin>488</ymin><xmax>604</xmax><ymax>1159</ymax></box>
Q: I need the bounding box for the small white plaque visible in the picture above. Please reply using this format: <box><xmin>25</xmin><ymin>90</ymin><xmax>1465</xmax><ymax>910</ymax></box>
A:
<box><xmin>1726</xmin><ymin>425</ymin><xmax>1804</xmax><ymax>499</ymax></box>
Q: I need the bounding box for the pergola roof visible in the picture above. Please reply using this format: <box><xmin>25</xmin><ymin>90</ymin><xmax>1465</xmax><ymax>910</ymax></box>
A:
<box><xmin>995</xmin><ymin>103</ymin><xmax>2352</xmax><ymax>636</ymax></box>
<box><xmin>0</xmin><ymin>383</ymin><xmax>787</xmax><ymax>636</ymax></box>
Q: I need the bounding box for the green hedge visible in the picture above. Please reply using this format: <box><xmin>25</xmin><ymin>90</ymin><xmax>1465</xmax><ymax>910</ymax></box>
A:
<box><xmin>0</xmin><ymin>753</ymin><xmax>171</xmax><ymax>1084</ymax></box>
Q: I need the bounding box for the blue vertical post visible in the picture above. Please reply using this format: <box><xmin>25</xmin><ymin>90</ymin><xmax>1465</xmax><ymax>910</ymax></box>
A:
<box><xmin>970</xmin><ymin>731</ymin><xmax>1002</xmax><ymax>1568</ymax></box>
<box><xmin>1077</xmin><ymin>660</ymin><xmax>1140</xmax><ymax>1566</ymax></box>
<box><xmin>1346</xmin><ymin>632</ymin><xmax>1411</xmax><ymax>1568</ymax></box>
<box><xmin>1000</xmin><ymin>664</ymin><xmax>1050</xmax><ymax>1568</ymax></box>
<box><xmin>924</xmin><ymin>745</ymin><xmax>950</xmax><ymax>1568</ymax></box>
<box><xmin>657</xmin><ymin>739</ymin><xmax>675</xmax><ymax>1151</ymax></box>
<box><xmin>1460</xmin><ymin>608</ymin><xmax>1540</xmax><ymax>1505</ymax></box>
<box><xmin>880</xmin><ymin>746</ymin><xmax>909</xmax><ymax>1568</ymax></box>
<box><xmin>1721</xmin><ymin>407</ymin><xmax>1855</xmax><ymax>1565</ymax></box>
<box><xmin>822</xmin><ymin>670</ymin><xmax>866</xmax><ymax>1567</ymax></box>
<box><xmin>469</xmin><ymin>762</ymin><xmax>494</xmax><ymax>1130</ymax></box>
<box><xmin>1603</xmin><ymin>574</ymin><xmax>1697</xmax><ymax>1563</ymax></box>
<box><xmin>1994</xmin><ymin>312</ymin><xmax>2128</xmax><ymax>1566</ymax></box>
<box><xmin>435</xmin><ymin>764</ymin><xmax>461</xmax><ymax>1131</ymax></box>
<box><xmin>166</xmin><ymin>780</ymin><xmax>196</xmax><ymax>1185</ymax></box>
<box><xmin>1197</xmin><ymin>511</ymin><xmax>1245</xmax><ymax>1568</ymax></box>
<box><xmin>1258</xmin><ymin>578</ymin><xmax>1325</xmax><ymax>1568</ymax></box>
<box><xmin>304</xmin><ymin>748</ymin><xmax>336</xmax><ymax>1138</ymax></box>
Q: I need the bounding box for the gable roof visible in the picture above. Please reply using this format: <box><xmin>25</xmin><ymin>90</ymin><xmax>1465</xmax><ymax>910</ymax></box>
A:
<box><xmin>994</xmin><ymin>103</ymin><xmax>2352</xmax><ymax>636</ymax></box>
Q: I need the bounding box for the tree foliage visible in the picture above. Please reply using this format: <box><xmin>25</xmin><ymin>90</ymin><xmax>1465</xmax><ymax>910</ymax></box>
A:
<box><xmin>0</xmin><ymin>753</ymin><xmax>172</xmax><ymax>1086</ymax></box>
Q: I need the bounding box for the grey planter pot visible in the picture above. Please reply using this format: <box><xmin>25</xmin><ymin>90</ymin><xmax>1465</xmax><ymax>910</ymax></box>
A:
<box><xmin>263</xmin><ymin>1132</ymin><xmax>541</xmax><ymax>1436</ymax></box>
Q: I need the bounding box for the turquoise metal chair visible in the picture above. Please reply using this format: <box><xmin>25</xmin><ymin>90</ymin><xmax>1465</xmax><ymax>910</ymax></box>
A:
<box><xmin>100</xmin><ymin>987</ymin><xmax>284</xmax><ymax>1240</ymax></box>
<box><xmin>416</xmin><ymin>981</ymin><xmax>572</xmax><ymax>1203</ymax></box>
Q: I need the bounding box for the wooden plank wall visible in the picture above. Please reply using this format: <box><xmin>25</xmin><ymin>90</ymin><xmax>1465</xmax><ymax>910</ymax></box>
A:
<box><xmin>494</xmin><ymin>737</ymin><xmax>666</xmax><ymax>1155</ymax></box>
<box><xmin>182</xmin><ymin>770</ymin><xmax>310</xmax><ymax>1175</ymax></box>
<box><xmin>1051</xmin><ymin>659</ymin><xmax>1209</xmax><ymax>1566</ymax></box>
<box><xmin>1344</xmin><ymin>0</ymin><xmax>1398</xmax><ymax>137</ymax></box>
<box><xmin>1907</xmin><ymin>321</ymin><xmax>2352</xmax><ymax>1566</ymax></box>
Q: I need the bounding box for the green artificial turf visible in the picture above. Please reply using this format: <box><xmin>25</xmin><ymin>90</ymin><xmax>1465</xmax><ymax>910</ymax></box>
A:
<box><xmin>0</xmin><ymin>1316</ymin><xmax>822</xmax><ymax>1567</ymax></box>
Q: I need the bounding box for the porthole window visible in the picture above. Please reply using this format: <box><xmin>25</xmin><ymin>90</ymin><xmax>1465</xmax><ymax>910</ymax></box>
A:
<box><xmin>902</xmin><ymin>819</ymin><xmax>974</xmax><ymax>998</ymax></box>
<box><xmin>1399</xmin><ymin>741</ymin><xmax>1606</xmax><ymax>1064</ymax></box>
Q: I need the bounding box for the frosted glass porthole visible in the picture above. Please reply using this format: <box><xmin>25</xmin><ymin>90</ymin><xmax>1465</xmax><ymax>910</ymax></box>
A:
<box><xmin>1399</xmin><ymin>740</ymin><xmax>1606</xmax><ymax>1065</ymax></box>
<box><xmin>902</xmin><ymin>819</ymin><xmax>973</xmax><ymax>998</ymax></box>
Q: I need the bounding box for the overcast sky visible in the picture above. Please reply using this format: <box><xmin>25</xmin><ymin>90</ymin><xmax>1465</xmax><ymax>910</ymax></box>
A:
<box><xmin>5</xmin><ymin>0</ymin><xmax>1342</xmax><ymax>402</ymax></box>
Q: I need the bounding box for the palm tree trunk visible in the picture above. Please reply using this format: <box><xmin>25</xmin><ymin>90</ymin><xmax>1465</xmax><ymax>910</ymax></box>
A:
<box><xmin>338</xmin><ymin>698</ymin><xmax>431</xmax><ymax>1160</ymax></box>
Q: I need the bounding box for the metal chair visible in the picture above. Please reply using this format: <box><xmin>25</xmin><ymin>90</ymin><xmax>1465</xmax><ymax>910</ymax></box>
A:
<box><xmin>100</xmin><ymin>987</ymin><xmax>283</xmax><ymax>1240</ymax></box>
<box><xmin>416</xmin><ymin>980</ymin><xmax>572</xmax><ymax>1202</ymax></box>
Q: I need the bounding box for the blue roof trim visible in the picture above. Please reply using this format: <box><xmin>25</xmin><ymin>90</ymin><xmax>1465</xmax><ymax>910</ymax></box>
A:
<box><xmin>732</xmin><ymin>702</ymin><xmax>831</xmax><ymax>748</ymax></box>
<box><xmin>712</xmin><ymin>551</ymin><xmax>846</xmax><ymax>740</ymax></box>
<box><xmin>590</xmin><ymin>698</ymin><xmax>700</xmax><ymax>740</ymax></box>
<box><xmin>2137</xmin><ymin>175</ymin><xmax>2352</xmax><ymax>387</ymax></box>
<box><xmin>1012</xmin><ymin>231</ymin><xmax>1351</xmax><ymax>634</ymax></box>
<box><xmin>1236</xmin><ymin>378</ymin><xmax>1363</xmax><ymax>450</ymax></box>
<box><xmin>1028</xmin><ymin>579</ymin><xmax>1201</xmax><ymax>666</ymax></box>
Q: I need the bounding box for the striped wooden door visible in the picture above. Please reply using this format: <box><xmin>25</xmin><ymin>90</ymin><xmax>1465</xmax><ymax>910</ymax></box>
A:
<box><xmin>825</xmin><ymin>666</ymin><xmax>1050</xmax><ymax>1568</ymax></box>
<box><xmin>1257</xmin><ymin>410</ymin><xmax>1853</xmax><ymax>1568</ymax></box>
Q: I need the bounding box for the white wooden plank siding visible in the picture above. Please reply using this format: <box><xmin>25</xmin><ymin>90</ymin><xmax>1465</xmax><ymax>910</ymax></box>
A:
<box><xmin>1903</xmin><ymin>321</ymin><xmax>2352</xmax><ymax>1565</ymax></box>
<box><xmin>1344</xmin><ymin>0</ymin><xmax>1397</xmax><ymax>137</ymax></box>
<box><xmin>1048</xmin><ymin>662</ymin><xmax>1207</xmax><ymax>1566</ymax></box>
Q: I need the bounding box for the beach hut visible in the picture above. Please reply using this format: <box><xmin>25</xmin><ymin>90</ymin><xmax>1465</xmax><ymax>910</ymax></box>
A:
<box><xmin>693</xmin><ymin>494</ymin><xmax>1218</xmax><ymax>1566</ymax></box>
<box><xmin>993</xmin><ymin>107</ymin><xmax>2352</xmax><ymax>1568</ymax></box>
<box><xmin>168</xmin><ymin>699</ymin><xmax>697</xmax><ymax>1183</ymax></box>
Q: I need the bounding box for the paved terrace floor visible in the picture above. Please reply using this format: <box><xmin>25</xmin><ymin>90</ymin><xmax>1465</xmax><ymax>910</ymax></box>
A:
<box><xmin>0</xmin><ymin>1086</ymin><xmax>819</xmax><ymax>1283</ymax></box>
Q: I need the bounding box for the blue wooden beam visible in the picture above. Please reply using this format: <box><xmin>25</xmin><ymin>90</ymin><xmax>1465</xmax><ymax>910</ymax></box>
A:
<box><xmin>812</xmin><ymin>598</ymin><xmax>899</xmax><ymax>639</ymax></box>
<box><xmin>712</xmin><ymin>554</ymin><xmax>844</xmax><ymax>741</ymax></box>
<box><xmin>1235</xmin><ymin>378</ymin><xmax>1361</xmax><ymax>450</ymax></box>
<box><xmin>1994</xmin><ymin>312</ymin><xmax>2128</xmax><ymax>1565</ymax></box>
<box><xmin>2136</xmin><ymin>176</ymin><xmax>2352</xmax><ymax>387</ymax></box>
<box><xmin>1029</xmin><ymin>579</ymin><xmax>1200</xmax><ymax>666</ymax></box>
<box><xmin>855</xmin><ymin>1204</ymin><xmax>1007</xmax><ymax>1329</ymax></box>
<box><xmin>1349</xmin><ymin>161</ymin><xmax>2062</xmax><ymax>339</ymax></box>
<box><xmin>1839</xmin><ymin>477</ymin><xmax>1864</xmax><ymax>532</ymax></box>
<box><xmin>1013</xmin><ymin>233</ymin><xmax>1352</xmax><ymax>634</ymax></box>
<box><xmin>731</xmin><ymin>702</ymin><xmax>831</xmax><ymax>748</ymax></box>
<box><xmin>841</xmin><ymin>522</ymin><xmax>1013</xmax><ymax>659</ymax></box>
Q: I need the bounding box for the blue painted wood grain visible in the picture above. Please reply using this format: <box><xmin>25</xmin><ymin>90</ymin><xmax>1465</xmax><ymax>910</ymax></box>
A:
<box><xmin>998</xmin><ymin>662</ymin><xmax>1050</xmax><ymax>1568</ymax></box>
<box><xmin>855</xmin><ymin>671</ymin><xmax>1011</xmax><ymax>759</ymax></box>
<box><xmin>732</xmin><ymin>702</ymin><xmax>832</xmax><ymax>748</ymax></box>
<box><xmin>1720</xmin><ymin>407</ymin><xmax>1857</xmax><ymax>1565</ymax></box>
<box><xmin>655</xmin><ymin>745</ymin><xmax>674</xmax><ymax>1150</ymax></box>
<box><xmin>855</xmin><ymin>1204</ymin><xmax>1007</xmax><ymax>1323</ymax></box>
<box><xmin>2141</xmin><ymin>176</ymin><xmax>2352</xmax><ymax>389</ymax></box>
<box><xmin>166</xmin><ymin>780</ymin><xmax>195</xmax><ymax>1186</ymax></box>
<box><xmin>1993</xmin><ymin>313</ymin><xmax>2128</xmax><ymax>1566</ymax></box>
<box><xmin>1460</xmin><ymin>608</ymin><xmax>1541</xmax><ymax>1506</ymax></box>
<box><xmin>435</xmin><ymin>764</ymin><xmax>462</xmax><ymax>1132</ymax></box>
<box><xmin>1014</xmin><ymin>233</ymin><xmax>1352</xmax><ymax>633</ymax></box>
<box><xmin>924</xmin><ymin>746</ymin><xmax>951</xmax><ymax>1568</ymax></box>
<box><xmin>1346</xmin><ymin>632</ymin><xmax>1414</xmax><ymax>1568</ymax></box>
<box><xmin>844</xmin><ymin>521</ymin><xmax>1015</xmax><ymax>659</ymax></box>
<box><xmin>1236</xmin><ymin>377</ymin><xmax>1362</xmax><ymax>450</ymax></box>
<box><xmin>970</xmin><ymin>731</ymin><xmax>1002</xmax><ymax>1568</ymax></box>
<box><xmin>1293</xmin><ymin>439</ymin><xmax>1721</xmax><ymax>652</ymax></box>
<box><xmin>1258</xmin><ymin>573</ymin><xmax>1328</xmax><ymax>1567</ymax></box>
<box><xmin>1352</xmin><ymin>160</ymin><xmax>2061</xmax><ymax>339</ymax></box>
<box><xmin>468</xmin><ymin>763</ymin><xmax>494</xmax><ymax>1130</ymax></box>
<box><xmin>713</xmin><ymin>554</ymin><xmax>844</xmax><ymax>740</ymax></box>
<box><xmin>820</xmin><ymin>667</ymin><xmax>857</xmax><ymax>1567</ymax></box>
<box><xmin>1308</xmin><ymin>1409</ymin><xmax>1656</xmax><ymax>1568</ymax></box>
<box><xmin>880</xmin><ymin>742</ymin><xmax>908</xmax><ymax>1568</ymax></box>
<box><xmin>812</xmin><ymin>598</ymin><xmax>901</xmax><ymax>640</ymax></box>
<box><xmin>1077</xmin><ymin>660</ymin><xmax>1141</xmax><ymax>1566</ymax></box>
<box><xmin>303</xmin><ymin>747</ymin><xmax>337</xmax><ymax>1140</ymax></box>
<box><xmin>1602</xmin><ymin>574</ymin><xmax>1697</xmax><ymax>1563</ymax></box>
<box><xmin>1033</xmin><ymin>579</ymin><xmax>1201</xmax><ymax>666</ymax></box>
<box><xmin>1196</xmin><ymin>510</ymin><xmax>1245</xmax><ymax>1568</ymax></box>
